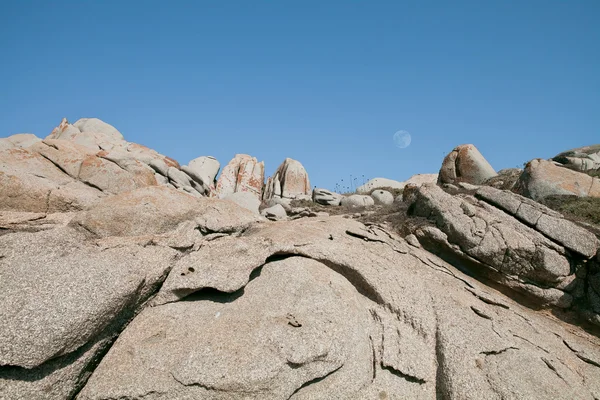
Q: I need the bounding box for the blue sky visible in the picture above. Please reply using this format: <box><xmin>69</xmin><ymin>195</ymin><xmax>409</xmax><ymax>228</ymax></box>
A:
<box><xmin>1</xmin><ymin>1</ymin><xmax>598</xmax><ymax>191</ymax></box>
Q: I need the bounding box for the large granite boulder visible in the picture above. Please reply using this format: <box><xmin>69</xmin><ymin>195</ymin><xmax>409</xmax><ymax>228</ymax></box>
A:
<box><xmin>313</xmin><ymin>188</ymin><xmax>342</xmax><ymax>206</ymax></box>
<box><xmin>263</xmin><ymin>158</ymin><xmax>311</xmax><ymax>200</ymax></box>
<box><xmin>216</xmin><ymin>154</ymin><xmax>264</xmax><ymax>199</ymax></box>
<box><xmin>181</xmin><ymin>156</ymin><xmax>220</xmax><ymax>194</ymax></box>
<box><xmin>516</xmin><ymin>159</ymin><xmax>600</xmax><ymax>201</ymax></box>
<box><xmin>439</xmin><ymin>144</ymin><xmax>497</xmax><ymax>185</ymax></box>
<box><xmin>553</xmin><ymin>144</ymin><xmax>600</xmax><ymax>172</ymax></box>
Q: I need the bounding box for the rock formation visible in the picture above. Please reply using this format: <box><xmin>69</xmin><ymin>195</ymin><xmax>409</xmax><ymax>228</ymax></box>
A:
<box><xmin>356</xmin><ymin>174</ymin><xmax>438</xmax><ymax>194</ymax></box>
<box><xmin>553</xmin><ymin>144</ymin><xmax>600</xmax><ymax>172</ymax></box>
<box><xmin>438</xmin><ymin>144</ymin><xmax>497</xmax><ymax>185</ymax></box>
<box><xmin>405</xmin><ymin>183</ymin><xmax>599</xmax><ymax>317</ymax></box>
<box><xmin>2</xmin><ymin>123</ymin><xmax>600</xmax><ymax>399</ymax></box>
<box><xmin>216</xmin><ymin>154</ymin><xmax>264</xmax><ymax>199</ymax></box>
<box><xmin>313</xmin><ymin>188</ymin><xmax>342</xmax><ymax>206</ymax></box>
<box><xmin>263</xmin><ymin>158</ymin><xmax>311</xmax><ymax>200</ymax></box>
<box><xmin>181</xmin><ymin>156</ymin><xmax>220</xmax><ymax>194</ymax></box>
<box><xmin>516</xmin><ymin>159</ymin><xmax>600</xmax><ymax>201</ymax></box>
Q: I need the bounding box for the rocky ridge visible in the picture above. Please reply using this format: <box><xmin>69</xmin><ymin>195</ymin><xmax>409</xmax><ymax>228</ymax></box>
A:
<box><xmin>2</xmin><ymin>120</ymin><xmax>600</xmax><ymax>399</ymax></box>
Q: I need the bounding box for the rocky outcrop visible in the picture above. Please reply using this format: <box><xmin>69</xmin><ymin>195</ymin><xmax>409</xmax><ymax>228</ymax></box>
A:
<box><xmin>3</xmin><ymin>123</ymin><xmax>600</xmax><ymax>399</ymax></box>
<box><xmin>516</xmin><ymin>159</ymin><xmax>600</xmax><ymax>201</ymax></box>
<box><xmin>263</xmin><ymin>158</ymin><xmax>311</xmax><ymax>200</ymax></box>
<box><xmin>553</xmin><ymin>144</ymin><xmax>600</xmax><ymax>172</ymax></box>
<box><xmin>76</xmin><ymin>216</ymin><xmax>600</xmax><ymax>400</ymax></box>
<box><xmin>46</xmin><ymin>118</ymin><xmax>209</xmax><ymax>197</ymax></box>
<box><xmin>216</xmin><ymin>154</ymin><xmax>264</xmax><ymax>199</ymax></box>
<box><xmin>438</xmin><ymin>144</ymin><xmax>497</xmax><ymax>185</ymax></box>
<box><xmin>406</xmin><ymin>184</ymin><xmax>599</xmax><ymax>315</ymax></box>
<box><xmin>313</xmin><ymin>188</ymin><xmax>342</xmax><ymax>206</ymax></box>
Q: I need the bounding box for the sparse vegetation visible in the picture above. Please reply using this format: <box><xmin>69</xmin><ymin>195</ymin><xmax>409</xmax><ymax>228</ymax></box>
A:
<box><xmin>540</xmin><ymin>195</ymin><xmax>600</xmax><ymax>227</ymax></box>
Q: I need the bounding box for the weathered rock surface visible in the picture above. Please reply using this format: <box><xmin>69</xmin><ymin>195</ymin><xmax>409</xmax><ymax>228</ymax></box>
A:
<box><xmin>553</xmin><ymin>144</ymin><xmax>600</xmax><ymax>172</ymax></box>
<box><xmin>223</xmin><ymin>191</ymin><xmax>262</xmax><ymax>215</ymax></box>
<box><xmin>182</xmin><ymin>155</ymin><xmax>220</xmax><ymax>194</ymax></box>
<box><xmin>261</xmin><ymin>203</ymin><xmax>287</xmax><ymax>220</ymax></box>
<box><xmin>3</xmin><ymin>124</ymin><xmax>600</xmax><ymax>399</ymax></box>
<box><xmin>264</xmin><ymin>158</ymin><xmax>311</xmax><ymax>200</ymax></box>
<box><xmin>407</xmin><ymin>184</ymin><xmax>599</xmax><ymax>314</ymax></box>
<box><xmin>0</xmin><ymin>133</ymin><xmax>41</xmax><ymax>151</ymax></box>
<box><xmin>439</xmin><ymin>144</ymin><xmax>497</xmax><ymax>185</ymax></box>
<box><xmin>71</xmin><ymin>185</ymin><xmax>259</xmax><ymax>238</ymax></box>
<box><xmin>371</xmin><ymin>189</ymin><xmax>394</xmax><ymax>205</ymax></box>
<box><xmin>312</xmin><ymin>188</ymin><xmax>342</xmax><ymax>206</ymax></box>
<box><xmin>79</xmin><ymin>217</ymin><xmax>600</xmax><ymax>400</ymax></box>
<box><xmin>0</xmin><ymin>226</ymin><xmax>179</xmax><ymax>399</ymax></box>
<box><xmin>216</xmin><ymin>154</ymin><xmax>264</xmax><ymax>199</ymax></box>
<box><xmin>516</xmin><ymin>158</ymin><xmax>600</xmax><ymax>201</ymax></box>
<box><xmin>340</xmin><ymin>194</ymin><xmax>375</xmax><ymax>208</ymax></box>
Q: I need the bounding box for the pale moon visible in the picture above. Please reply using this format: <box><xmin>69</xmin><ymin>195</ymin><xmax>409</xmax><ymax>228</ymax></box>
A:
<box><xmin>393</xmin><ymin>130</ymin><xmax>411</xmax><ymax>149</ymax></box>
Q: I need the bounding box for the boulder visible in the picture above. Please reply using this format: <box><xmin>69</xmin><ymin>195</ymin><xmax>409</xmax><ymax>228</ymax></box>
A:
<box><xmin>182</xmin><ymin>156</ymin><xmax>220</xmax><ymax>193</ymax></box>
<box><xmin>371</xmin><ymin>189</ymin><xmax>394</xmax><ymax>205</ymax></box>
<box><xmin>357</xmin><ymin>177</ymin><xmax>405</xmax><ymax>193</ymax></box>
<box><xmin>260</xmin><ymin>203</ymin><xmax>287</xmax><ymax>220</ymax></box>
<box><xmin>313</xmin><ymin>188</ymin><xmax>342</xmax><ymax>206</ymax></box>
<box><xmin>72</xmin><ymin>118</ymin><xmax>124</xmax><ymax>141</ymax></box>
<box><xmin>438</xmin><ymin>144</ymin><xmax>497</xmax><ymax>185</ymax></box>
<box><xmin>263</xmin><ymin>158</ymin><xmax>311</xmax><ymax>200</ymax></box>
<box><xmin>516</xmin><ymin>158</ymin><xmax>600</xmax><ymax>201</ymax></box>
<box><xmin>341</xmin><ymin>194</ymin><xmax>375</xmax><ymax>208</ymax></box>
<box><xmin>263</xmin><ymin>197</ymin><xmax>293</xmax><ymax>211</ymax></box>
<box><xmin>553</xmin><ymin>144</ymin><xmax>600</xmax><ymax>172</ymax></box>
<box><xmin>223</xmin><ymin>191</ymin><xmax>261</xmax><ymax>214</ymax></box>
<box><xmin>216</xmin><ymin>154</ymin><xmax>264</xmax><ymax>199</ymax></box>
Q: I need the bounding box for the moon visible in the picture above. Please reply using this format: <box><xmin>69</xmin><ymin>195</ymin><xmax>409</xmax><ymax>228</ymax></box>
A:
<box><xmin>393</xmin><ymin>130</ymin><xmax>412</xmax><ymax>149</ymax></box>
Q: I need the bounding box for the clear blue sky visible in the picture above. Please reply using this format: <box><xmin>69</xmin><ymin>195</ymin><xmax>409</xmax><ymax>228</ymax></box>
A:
<box><xmin>1</xmin><ymin>1</ymin><xmax>598</xmax><ymax>191</ymax></box>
